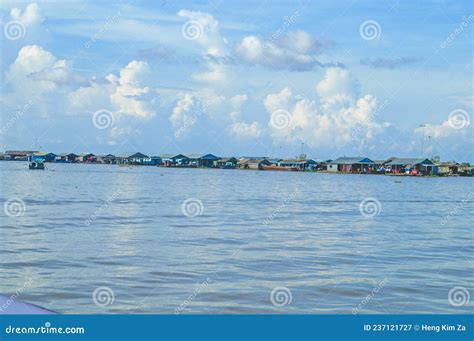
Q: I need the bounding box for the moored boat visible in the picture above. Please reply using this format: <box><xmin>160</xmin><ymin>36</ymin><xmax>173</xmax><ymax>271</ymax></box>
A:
<box><xmin>29</xmin><ymin>161</ymin><xmax>45</xmax><ymax>170</ymax></box>
<box><xmin>262</xmin><ymin>165</ymin><xmax>299</xmax><ymax>172</ymax></box>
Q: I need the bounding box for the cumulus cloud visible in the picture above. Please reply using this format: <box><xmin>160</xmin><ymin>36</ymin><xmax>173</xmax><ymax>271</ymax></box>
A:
<box><xmin>178</xmin><ymin>9</ymin><xmax>227</xmax><ymax>57</ymax></box>
<box><xmin>236</xmin><ymin>30</ymin><xmax>342</xmax><ymax>71</ymax></box>
<box><xmin>107</xmin><ymin>60</ymin><xmax>156</xmax><ymax>118</ymax></box>
<box><xmin>10</xmin><ymin>3</ymin><xmax>43</xmax><ymax>26</ymax></box>
<box><xmin>265</xmin><ymin>67</ymin><xmax>390</xmax><ymax>148</ymax></box>
<box><xmin>264</xmin><ymin>87</ymin><xmax>293</xmax><ymax>113</ymax></box>
<box><xmin>169</xmin><ymin>93</ymin><xmax>196</xmax><ymax>128</ymax></box>
<box><xmin>316</xmin><ymin>68</ymin><xmax>357</xmax><ymax>99</ymax></box>
<box><xmin>4</xmin><ymin>3</ymin><xmax>48</xmax><ymax>42</ymax></box>
<box><xmin>360</xmin><ymin>57</ymin><xmax>421</xmax><ymax>69</ymax></box>
<box><xmin>67</xmin><ymin>60</ymin><xmax>158</xmax><ymax>145</ymax></box>
<box><xmin>415</xmin><ymin>114</ymin><xmax>471</xmax><ymax>139</ymax></box>
<box><xmin>168</xmin><ymin>89</ymin><xmax>260</xmax><ymax>140</ymax></box>
<box><xmin>68</xmin><ymin>60</ymin><xmax>157</xmax><ymax>119</ymax></box>
<box><xmin>168</xmin><ymin>89</ymin><xmax>227</xmax><ymax>137</ymax></box>
<box><xmin>228</xmin><ymin>94</ymin><xmax>261</xmax><ymax>139</ymax></box>
<box><xmin>192</xmin><ymin>62</ymin><xmax>227</xmax><ymax>82</ymax></box>
<box><xmin>178</xmin><ymin>10</ymin><xmax>231</xmax><ymax>83</ymax></box>
<box><xmin>8</xmin><ymin>45</ymin><xmax>83</xmax><ymax>96</ymax></box>
<box><xmin>231</xmin><ymin>121</ymin><xmax>261</xmax><ymax>138</ymax></box>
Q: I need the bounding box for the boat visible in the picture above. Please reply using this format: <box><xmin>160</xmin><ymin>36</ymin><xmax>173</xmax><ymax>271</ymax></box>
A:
<box><xmin>0</xmin><ymin>294</ymin><xmax>56</xmax><ymax>314</ymax></box>
<box><xmin>262</xmin><ymin>165</ymin><xmax>300</xmax><ymax>172</ymax></box>
<box><xmin>29</xmin><ymin>161</ymin><xmax>45</xmax><ymax>170</ymax></box>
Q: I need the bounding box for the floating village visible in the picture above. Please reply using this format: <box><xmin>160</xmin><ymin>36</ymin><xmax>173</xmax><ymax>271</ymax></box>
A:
<box><xmin>1</xmin><ymin>150</ymin><xmax>473</xmax><ymax>177</ymax></box>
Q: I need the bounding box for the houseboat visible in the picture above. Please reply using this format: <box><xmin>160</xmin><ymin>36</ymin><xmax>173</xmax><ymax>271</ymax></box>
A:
<box><xmin>28</xmin><ymin>153</ymin><xmax>46</xmax><ymax>169</ymax></box>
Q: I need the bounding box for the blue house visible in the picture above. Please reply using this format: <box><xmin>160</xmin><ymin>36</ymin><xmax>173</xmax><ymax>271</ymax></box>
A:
<box><xmin>185</xmin><ymin>154</ymin><xmax>220</xmax><ymax>167</ymax></box>
<box><xmin>128</xmin><ymin>152</ymin><xmax>151</xmax><ymax>165</ymax></box>
<box><xmin>278</xmin><ymin>158</ymin><xmax>317</xmax><ymax>171</ymax></box>
<box><xmin>55</xmin><ymin>153</ymin><xmax>78</xmax><ymax>163</ymax></box>
<box><xmin>147</xmin><ymin>156</ymin><xmax>162</xmax><ymax>166</ymax></box>
<box><xmin>160</xmin><ymin>154</ymin><xmax>189</xmax><ymax>166</ymax></box>
<box><xmin>30</xmin><ymin>152</ymin><xmax>56</xmax><ymax>162</ymax></box>
<box><xmin>216</xmin><ymin>157</ymin><xmax>238</xmax><ymax>169</ymax></box>
<box><xmin>384</xmin><ymin>158</ymin><xmax>438</xmax><ymax>175</ymax></box>
<box><xmin>328</xmin><ymin>157</ymin><xmax>375</xmax><ymax>173</ymax></box>
<box><xmin>197</xmin><ymin>154</ymin><xmax>220</xmax><ymax>167</ymax></box>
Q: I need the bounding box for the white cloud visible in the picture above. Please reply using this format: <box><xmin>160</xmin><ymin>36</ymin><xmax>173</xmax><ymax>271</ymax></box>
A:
<box><xmin>316</xmin><ymin>68</ymin><xmax>356</xmax><ymax>99</ymax></box>
<box><xmin>228</xmin><ymin>93</ymin><xmax>261</xmax><ymax>139</ymax></box>
<box><xmin>415</xmin><ymin>115</ymin><xmax>471</xmax><ymax>139</ymax></box>
<box><xmin>68</xmin><ymin>80</ymin><xmax>113</xmax><ymax>113</ymax></box>
<box><xmin>108</xmin><ymin>126</ymin><xmax>140</xmax><ymax>145</ymax></box>
<box><xmin>236</xmin><ymin>30</ymin><xmax>332</xmax><ymax>71</ymax></box>
<box><xmin>168</xmin><ymin>89</ymin><xmax>228</xmax><ymax>137</ymax></box>
<box><xmin>108</xmin><ymin>60</ymin><xmax>155</xmax><ymax>119</ymax></box>
<box><xmin>178</xmin><ymin>9</ymin><xmax>226</xmax><ymax>57</ymax></box>
<box><xmin>8</xmin><ymin>45</ymin><xmax>81</xmax><ymax>95</ymax></box>
<box><xmin>178</xmin><ymin>10</ymin><xmax>230</xmax><ymax>83</ymax></box>
<box><xmin>231</xmin><ymin>121</ymin><xmax>261</xmax><ymax>138</ymax></box>
<box><xmin>169</xmin><ymin>93</ymin><xmax>196</xmax><ymax>128</ymax></box>
<box><xmin>10</xmin><ymin>3</ymin><xmax>43</xmax><ymax>26</ymax></box>
<box><xmin>264</xmin><ymin>68</ymin><xmax>390</xmax><ymax>148</ymax></box>
<box><xmin>68</xmin><ymin>60</ymin><xmax>157</xmax><ymax>119</ymax></box>
<box><xmin>230</xmin><ymin>94</ymin><xmax>248</xmax><ymax>111</ymax></box>
<box><xmin>263</xmin><ymin>87</ymin><xmax>292</xmax><ymax>113</ymax></box>
<box><xmin>4</xmin><ymin>3</ymin><xmax>48</xmax><ymax>42</ymax></box>
<box><xmin>192</xmin><ymin>62</ymin><xmax>226</xmax><ymax>82</ymax></box>
<box><xmin>64</xmin><ymin>60</ymin><xmax>159</xmax><ymax>145</ymax></box>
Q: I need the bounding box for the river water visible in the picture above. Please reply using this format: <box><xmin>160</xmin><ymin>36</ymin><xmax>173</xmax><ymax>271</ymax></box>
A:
<box><xmin>1</xmin><ymin>162</ymin><xmax>472</xmax><ymax>314</ymax></box>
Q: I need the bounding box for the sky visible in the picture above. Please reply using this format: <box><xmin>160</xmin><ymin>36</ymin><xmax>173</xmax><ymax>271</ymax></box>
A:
<box><xmin>0</xmin><ymin>0</ymin><xmax>473</xmax><ymax>161</ymax></box>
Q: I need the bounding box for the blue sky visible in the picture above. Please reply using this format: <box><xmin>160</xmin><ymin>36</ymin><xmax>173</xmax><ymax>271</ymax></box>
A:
<box><xmin>1</xmin><ymin>0</ymin><xmax>472</xmax><ymax>161</ymax></box>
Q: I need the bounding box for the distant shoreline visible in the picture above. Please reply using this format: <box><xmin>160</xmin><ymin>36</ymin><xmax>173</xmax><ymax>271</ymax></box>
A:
<box><xmin>2</xmin><ymin>159</ymin><xmax>472</xmax><ymax>178</ymax></box>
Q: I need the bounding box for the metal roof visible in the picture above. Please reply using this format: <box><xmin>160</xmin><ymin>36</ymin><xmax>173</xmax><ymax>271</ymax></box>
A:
<box><xmin>34</xmin><ymin>152</ymin><xmax>56</xmax><ymax>156</ymax></box>
<box><xmin>218</xmin><ymin>157</ymin><xmax>237</xmax><ymax>162</ymax></box>
<box><xmin>331</xmin><ymin>157</ymin><xmax>374</xmax><ymax>164</ymax></box>
<box><xmin>385</xmin><ymin>158</ymin><xmax>433</xmax><ymax>166</ymax></box>
<box><xmin>159</xmin><ymin>153</ymin><xmax>188</xmax><ymax>159</ymax></box>
<box><xmin>128</xmin><ymin>152</ymin><xmax>149</xmax><ymax>158</ymax></box>
<box><xmin>186</xmin><ymin>153</ymin><xmax>202</xmax><ymax>159</ymax></box>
